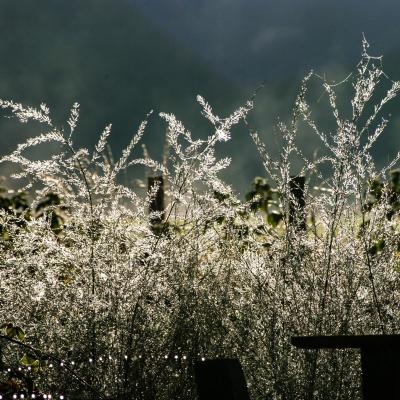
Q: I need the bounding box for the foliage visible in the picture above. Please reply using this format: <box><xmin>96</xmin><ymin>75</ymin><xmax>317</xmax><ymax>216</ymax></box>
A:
<box><xmin>245</xmin><ymin>176</ymin><xmax>283</xmax><ymax>227</ymax></box>
<box><xmin>0</xmin><ymin>40</ymin><xmax>400</xmax><ymax>400</ymax></box>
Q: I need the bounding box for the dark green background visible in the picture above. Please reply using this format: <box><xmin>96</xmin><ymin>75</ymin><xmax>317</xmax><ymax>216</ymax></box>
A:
<box><xmin>1</xmin><ymin>0</ymin><xmax>399</xmax><ymax>192</ymax></box>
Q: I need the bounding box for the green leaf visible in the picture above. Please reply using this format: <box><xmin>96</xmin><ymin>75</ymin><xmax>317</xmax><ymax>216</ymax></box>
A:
<box><xmin>0</xmin><ymin>224</ymin><xmax>10</xmax><ymax>240</ymax></box>
<box><xmin>369</xmin><ymin>239</ymin><xmax>385</xmax><ymax>256</ymax></box>
<box><xmin>390</xmin><ymin>169</ymin><xmax>400</xmax><ymax>193</ymax></box>
<box><xmin>0</xmin><ymin>322</ymin><xmax>9</xmax><ymax>330</ymax></box>
<box><xmin>35</xmin><ymin>192</ymin><xmax>61</xmax><ymax>212</ymax></box>
<box><xmin>267</xmin><ymin>211</ymin><xmax>283</xmax><ymax>227</ymax></box>
<box><xmin>253</xmin><ymin>176</ymin><xmax>269</xmax><ymax>192</ymax></box>
<box><xmin>3</xmin><ymin>324</ymin><xmax>25</xmax><ymax>340</ymax></box>
<box><xmin>31</xmin><ymin>359</ymin><xmax>41</xmax><ymax>373</ymax></box>
<box><xmin>16</xmin><ymin>326</ymin><xmax>25</xmax><ymax>341</ymax></box>
<box><xmin>5</xmin><ymin>323</ymin><xmax>16</xmax><ymax>337</ymax></box>
<box><xmin>20</xmin><ymin>354</ymin><xmax>37</xmax><ymax>365</ymax></box>
<box><xmin>245</xmin><ymin>190</ymin><xmax>257</xmax><ymax>202</ymax></box>
<box><xmin>215</xmin><ymin>216</ymin><xmax>225</xmax><ymax>224</ymax></box>
<box><xmin>50</xmin><ymin>212</ymin><xmax>64</xmax><ymax>234</ymax></box>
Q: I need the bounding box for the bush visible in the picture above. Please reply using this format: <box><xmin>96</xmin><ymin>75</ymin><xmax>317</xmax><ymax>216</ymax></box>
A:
<box><xmin>0</xmin><ymin>39</ymin><xmax>399</xmax><ymax>400</ymax></box>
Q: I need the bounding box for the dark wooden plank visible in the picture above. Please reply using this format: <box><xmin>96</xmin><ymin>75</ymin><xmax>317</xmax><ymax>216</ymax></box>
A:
<box><xmin>291</xmin><ymin>335</ymin><xmax>400</xmax><ymax>349</ymax></box>
<box><xmin>289</xmin><ymin>176</ymin><xmax>306</xmax><ymax>231</ymax></box>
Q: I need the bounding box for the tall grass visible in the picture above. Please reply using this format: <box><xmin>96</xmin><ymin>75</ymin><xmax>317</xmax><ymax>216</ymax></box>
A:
<box><xmin>1</xmin><ymin>39</ymin><xmax>399</xmax><ymax>399</ymax></box>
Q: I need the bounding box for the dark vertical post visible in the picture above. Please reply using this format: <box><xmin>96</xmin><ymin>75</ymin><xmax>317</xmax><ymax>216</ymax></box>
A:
<box><xmin>289</xmin><ymin>176</ymin><xmax>306</xmax><ymax>231</ymax></box>
<box><xmin>194</xmin><ymin>359</ymin><xmax>251</xmax><ymax>400</ymax></box>
<box><xmin>361</xmin><ymin>345</ymin><xmax>400</xmax><ymax>400</ymax></box>
<box><xmin>148</xmin><ymin>176</ymin><xmax>164</xmax><ymax>224</ymax></box>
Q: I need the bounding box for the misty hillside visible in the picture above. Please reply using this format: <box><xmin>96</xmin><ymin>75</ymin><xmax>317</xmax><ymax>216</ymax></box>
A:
<box><xmin>0</xmin><ymin>0</ymin><xmax>247</xmax><ymax>182</ymax></box>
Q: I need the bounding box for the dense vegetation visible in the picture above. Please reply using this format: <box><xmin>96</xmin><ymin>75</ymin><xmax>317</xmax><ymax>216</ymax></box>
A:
<box><xmin>1</xmin><ymin>40</ymin><xmax>400</xmax><ymax>400</ymax></box>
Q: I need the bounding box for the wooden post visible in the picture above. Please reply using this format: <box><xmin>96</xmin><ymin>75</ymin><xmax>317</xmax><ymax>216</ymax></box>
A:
<box><xmin>194</xmin><ymin>359</ymin><xmax>251</xmax><ymax>400</ymax></box>
<box><xmin>148</xmin><ymin>176</ymin><xmax>164</xmax><ymax>224</ymax></box>
<box><xmin>289</xmin><ymin>176</ymin><xmax>306</xmax><ymax>231</ymax></box>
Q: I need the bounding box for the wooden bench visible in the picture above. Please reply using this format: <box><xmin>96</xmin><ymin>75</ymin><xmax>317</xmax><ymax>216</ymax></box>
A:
<box><xmin>292</xmin><ymin>335</ymin><xmax>400</xmax><ymax>400</ymax></box>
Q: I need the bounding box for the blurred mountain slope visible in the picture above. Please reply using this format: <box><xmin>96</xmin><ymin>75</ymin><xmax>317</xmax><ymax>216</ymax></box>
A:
<box><xmin>0</xmin><ymin>0</ymin><xmax>245</xmax><ymax>169</ymax></box>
